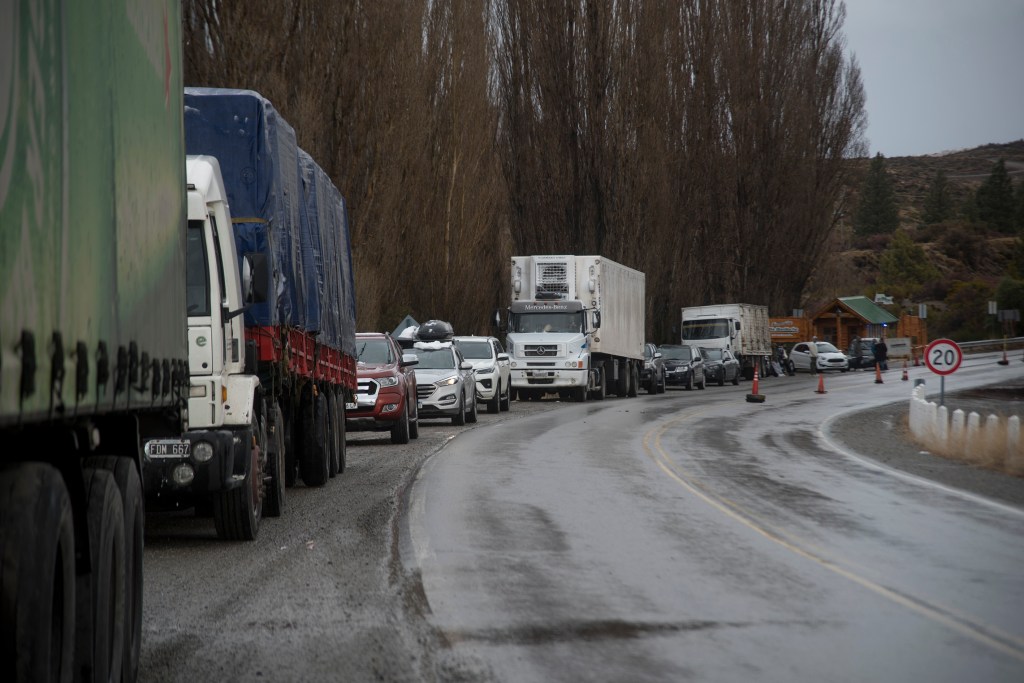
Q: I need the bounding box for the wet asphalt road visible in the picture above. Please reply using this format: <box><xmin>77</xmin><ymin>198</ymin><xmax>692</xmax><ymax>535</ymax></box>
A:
<box><xmin>141</xmin><ymin>354</ymin><xmax>1024</xmax><ymax>682</ymax></box>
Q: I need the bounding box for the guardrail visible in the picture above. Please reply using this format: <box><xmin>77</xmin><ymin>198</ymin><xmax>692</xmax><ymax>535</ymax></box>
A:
<box><xmin>957</xmin><ymin>337</ymin><xmax>1024</xmax><ymax>350</ymax></box>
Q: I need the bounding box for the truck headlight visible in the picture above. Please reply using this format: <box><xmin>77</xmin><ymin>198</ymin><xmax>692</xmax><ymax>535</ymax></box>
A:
<box><xmin>193</xmin><ymin>441</ymin><xmax>214</xmax><ymax>463</ymax></box>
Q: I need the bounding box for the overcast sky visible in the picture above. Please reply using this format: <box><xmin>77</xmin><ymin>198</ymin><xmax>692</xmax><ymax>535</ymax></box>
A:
<box><xmin>841</xmin><ymin>0</ymin><xmax>1024</xmax><ymax>158</ymax></box>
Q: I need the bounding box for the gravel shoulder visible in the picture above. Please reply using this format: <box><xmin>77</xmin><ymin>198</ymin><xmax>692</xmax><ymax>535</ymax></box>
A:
<box><xmin>826</xmin><ymin>383</ymin><xmax>1024</xmax><ymax>509</ymax></box>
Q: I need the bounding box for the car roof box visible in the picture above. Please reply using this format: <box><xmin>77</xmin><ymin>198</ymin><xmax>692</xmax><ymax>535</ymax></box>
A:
<box><xmin>417</xmin><ymin>319</ymin><xmax>454</xmax><ymax>342</ymax></box>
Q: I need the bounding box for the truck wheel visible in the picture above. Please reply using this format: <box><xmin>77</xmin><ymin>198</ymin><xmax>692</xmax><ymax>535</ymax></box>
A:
<box><xmin>335</xmin><ymin>392</ymin><xmax>348</xmax><ymax>473</ymax></box>
<box><xmin>326</xmin><ymin>393</ymin><xmax>339</xmax><ymax>478</ymax></box>
<box><xmin>213</xmin><ymin>417</ymin><xmax>264</xmax><ymax>540</ymax></box>
<box><xmin>391</xmin><ymin>404</ymin><xmax>411</xmax><ymax>444</ymax></box>
<box><xmin>591</xmin><ymin>368</ymin><xmax>606</xmax><ymax>400</ymax></box>
<box><xmin>499</xmin><ymin>382</ymin><xmax>511</xmax><ymax>411</ymax></box>
<box><xmin>466</xmin><ymin>391</ymin><xmax>479</xmax><ymax>423</ymax></box>
<box><xmin>300</xmin><ymin>390</ymin><xmax>329</xmax><ymax>487</ymax></box>
<box><xmin>628</xmin><ymin>365</ymin><xmax>639</xmax><ymax>397</ymax></box>
<box><xmin>452</xmin><ymin>394</ymin><xmax>466</xmax><ymax>425</ymax></box>
<box><xmin>85</xmin><ymin>456</ymin><xmax>144</xmax><ymax>683</ymax></box>
<box><xmin>574</xmin><ymin>385</ymin><xmax>588</xmax><ymax>402</ymax></box>
<box><xmin>264</xmin><ymin>402</ymin><xmax>286</xmax><ymax>517</ymax></box>
<box><xmin>0</xmin><ymin>464</ymin><xmax>75</xmax><ymax>683</ymax></box>
<box><xmin>284</xmin><ymin>405</ymin><xmax>298</xmax><ymax>488</ymax></box>
<box><xmin>487</xmin><ymin>387</ymin><xmax>500</xmax><ymax>413</ymax></box>
<box><xmin>77</xmin><ymin>468</ymin><xmax>126</xmax><ymax>683</ymax></box>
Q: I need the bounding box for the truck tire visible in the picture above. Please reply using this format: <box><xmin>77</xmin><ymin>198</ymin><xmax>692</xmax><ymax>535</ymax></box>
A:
<box><xmin>0</xmin><ymin>463</ymin><xmax>76</xmax><ymax>683</ymax></box>
<box><xmin>213</xmin><ymin>417</ymin><xmax>264</xmax><ymax>540</ymax></box>
<box><xmin>300</xmin><ymin>390</ymin><xmax>329</xmax><ymax>487</ymax></box>
<box><xmin>284</xmin><ymin>405</ymin><xmax>298</xmax><ymax>488</ymax></box>
<box><xmin>591</xmin><ymin>368</ymin><xmax>606</xmax><ymax>400</ymax></box>
<box><xmin>265</xmin><ymin>402</ymin><xmax>286</xmax><ymax>517</ymax></box>
<box><xmin>452</xmin><ymin>394</ymin><xmax>467</xmax><ymax>425</ymax></box>
<box><xmin>628</xmin><ymin>364</ymin><xmax>639</xmax><ymax>397</ymax></box>
<box><xmin>391</xmin><ymin>404</ymin><xmax>411</xmax><ymax>444</ymax></box>
<box><xmin>335</xmin><ymin>391</ymin><xmax>348</xmax><ymax>473</ymax></box>
<box><xmin>85</xmin><ymin>456</ymin><xmax>144</xmax><ymax>683</ymax></box>
<box><xmin>574</xmin><ymin>385</ymin><xmax>588</xmax><ymax>402</ymax></box>
<box><xmin>77</xmin><ymin>468</ymin><xmax>126</xmax><ymax>683</ymax></box>
<box><xmin>327</xmin><ymin>393</ymin><xmax>340</xmax><ymax>478</ymax></box>
<box><xmin>499</xmin><ymin>382</ymin><xmax>511</xmax><ymax>411</ymax></box>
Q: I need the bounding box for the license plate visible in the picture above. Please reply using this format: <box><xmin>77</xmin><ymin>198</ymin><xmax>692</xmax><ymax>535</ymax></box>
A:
<box><xmin>145</xmin><ymin>440</ymin><xmax>190</xmax><ymax>458</ymax></box>
<box><xmin>345</xmin><ymin>402</ymin><xmax>357</xmax><ymax>410</ymax></box>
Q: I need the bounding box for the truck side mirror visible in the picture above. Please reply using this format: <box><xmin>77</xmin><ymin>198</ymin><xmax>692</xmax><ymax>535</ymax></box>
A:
<box><xmin>244</xmin><ymin>253</ymin><xmax>269</xmax><ymax>304</ymax></box>
<box><xmin>592</xmin><ymin>311</ymin><xmax>601</xmax><ymax>329</ymax></box>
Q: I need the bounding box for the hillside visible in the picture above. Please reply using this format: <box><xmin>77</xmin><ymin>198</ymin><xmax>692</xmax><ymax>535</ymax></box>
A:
<box><xmin>802</xmin><ymin>140</ymin><xmax>1024</xmax><ymax>324</ymax></box>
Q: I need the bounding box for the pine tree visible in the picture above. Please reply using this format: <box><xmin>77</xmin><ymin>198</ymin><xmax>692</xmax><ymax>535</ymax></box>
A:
<box><xmin>975</xmin><ymin>158</ymin><xmax>1015</xmax><ymax>232</ymax></box>
<box><xmin>921</xmin><ymin>169</ymin><xmax>953</xmax><ymax>224</ymax></box>
<box><xmin>854</xmin><ymin>153</ymin><xmax>899</xmax><ymax>235</ymax></box>
<box><xmin>878</xmin><ymin>230</ymin><xmax>938</xmax><ymax>299</ymax></box>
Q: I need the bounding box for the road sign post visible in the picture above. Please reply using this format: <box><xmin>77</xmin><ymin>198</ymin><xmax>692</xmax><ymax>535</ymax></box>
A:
<box><xmin>924</xmin><ymin>338</ymin><xmax>963</xmax><ymax>406</ymax></box>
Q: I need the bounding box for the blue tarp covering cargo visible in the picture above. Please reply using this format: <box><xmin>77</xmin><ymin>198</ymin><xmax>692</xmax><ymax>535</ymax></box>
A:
<box><xmin>183</xmin><ymin>88</ymin><xmax>305</xmax><ymax>329</ymax></box>
<box><xmin>298</xmin><ymin>150</ymin><xmax>357</xmax><ymax>357</ymax></box>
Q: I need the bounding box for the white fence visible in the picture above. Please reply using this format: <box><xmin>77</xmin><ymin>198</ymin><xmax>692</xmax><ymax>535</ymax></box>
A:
<box><xmin>908</xmin><ymin>385</ymin><xmax>1024</xmax><ymax>474</ymax></box>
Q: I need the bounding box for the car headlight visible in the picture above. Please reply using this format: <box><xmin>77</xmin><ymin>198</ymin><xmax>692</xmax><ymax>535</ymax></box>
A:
<box><xmin>435</xmin><ymin>376</ymin><xmax>459</xmax><ymax>387</ymax></box>
<box><xmin>377</xmin><ymin>376</ymin><xmax>399</xmax><ymax>387</ymax></box>
<box><xmin>477</xmin><ymin>365</ymin><xmax>495</xmax><ymax>375</ymax></box>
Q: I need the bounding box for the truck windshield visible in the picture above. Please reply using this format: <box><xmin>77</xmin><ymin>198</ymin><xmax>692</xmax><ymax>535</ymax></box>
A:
<box><xmin>186</xmin><ymin>220</ymin><xmax>211</xmax><ymax>316</ymax></box>
<box><xmin>510</xmin><ymin>312</ymin><xmax>583</xmax><ymax>334</ymax></box>
<box><xmin>681</xmin><ymin>319</ymin><xmax>731</xmax><ymax>341</ymax></box>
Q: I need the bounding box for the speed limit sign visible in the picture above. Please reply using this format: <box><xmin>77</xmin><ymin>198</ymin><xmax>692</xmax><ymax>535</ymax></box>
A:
<box><xmin>925</xmin><ymin>338</ymin><xmax>962</xmax><ymax>375</ymax></box>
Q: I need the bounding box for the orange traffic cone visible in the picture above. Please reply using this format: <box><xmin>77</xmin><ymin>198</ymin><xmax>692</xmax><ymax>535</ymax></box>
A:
<box><xmin>874</xmin><ymin>362</ymin><xmax>884</xmax><ymax>384</ymax></box>
<box><xmin>913</xmin><ymin>349</ymin><xmax>920</xmax><ymax>367</ymax></box>
<box><xmin>746</xmin><ymin>366</ymin><xmax>765</xmax><ymax>403</ymax></box>
<box><xmin>815</xmin><ymin>372</ymin><xmax>826</xmax><ymax>394</ymax></box>
<box><xmin>901</xmin><ymin>360</ymin><xmax>908</xmax><ymax>381</ymax></box>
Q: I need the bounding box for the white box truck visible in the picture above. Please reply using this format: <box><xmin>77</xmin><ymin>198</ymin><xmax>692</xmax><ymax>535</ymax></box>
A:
<box><xmin>681</xmin><ymin>304</ymin><xmax>771</xmax><ymax>380</ymax></box>
<box><xmin>507</xmin><ymin>255</ymin><xmax>645</xmax><ymax>401</ymax></box>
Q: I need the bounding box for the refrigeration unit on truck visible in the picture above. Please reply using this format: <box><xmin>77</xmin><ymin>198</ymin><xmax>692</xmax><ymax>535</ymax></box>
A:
<box><xmin>680</xmin><ymin>304</ymin><xmax>771</xmax><ymax>380</ymax></box>
<box><xmin>506</xmin><ymin>255</ymin><xmax>645</xmax><ymax>401</ymax></box>
<box><xmin>183</xmin><ymin>88</ymin><xmax>358</xmax><ymax>496</ymax></box>
<box><xmin>1</xmin><ymin>1</ymin><xmax>185</xmax><ymax>680</ymax></box>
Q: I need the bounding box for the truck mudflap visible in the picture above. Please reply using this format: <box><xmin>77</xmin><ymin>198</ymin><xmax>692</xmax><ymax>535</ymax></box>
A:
<box><xmin>142</xmin><ymin>427</ymin><xmax>251</xmax><ymax>508</ymax></box>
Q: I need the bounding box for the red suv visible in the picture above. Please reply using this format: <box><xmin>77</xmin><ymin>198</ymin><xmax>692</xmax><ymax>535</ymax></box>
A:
<box><xmin>345</xmin><ymin>332</ymin><xmax>419</xmax><ymax>443</ymax></box>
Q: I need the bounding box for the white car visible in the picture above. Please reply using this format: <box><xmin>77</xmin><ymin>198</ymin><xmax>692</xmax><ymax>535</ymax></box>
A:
<box><xmin>453</xmin><ymin>336</ymin><xmax>511</xmax><ymax>413</ymax></box>
<box><xmin>789</xmin><ymin>341</ymin><xmax>850</xmax><ymax>373</ymax></box>
<box><xmin>409</xmin><ymin>341</ymin><xmax>478</xmax><ymax>425</ymax></box>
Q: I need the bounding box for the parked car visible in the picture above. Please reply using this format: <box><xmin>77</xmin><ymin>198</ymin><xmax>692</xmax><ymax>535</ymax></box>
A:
<box><xmin>641</xmin><ymin>342</ymin><xmax>666</xmax><ymax>394</ymax></box>
<box><xmin>702</xmin><ymin>347</ymin><xmax>741</xmax><ymax>386</ymax></box>
<box><xmin>789</xmin><ymin>341</ymin><xmax>850</xmax><ymax>373</ymax></box>
<box><xmin>346</xmin><ymin>332</ymin><xmax>420</xmax><ymax>444</ymax></box>
<box><xmin>409</xmin><ymin>341</ymin><xmax>478</xmax><ymax>424</ymax></box>
<box><xmin>454</xmin><ymin>335</ymin><xmax>511</xmax><ymax>413</ymax></box>
<box><xmin>659</xmin><ymin>344</ymin><xmax>706</xmax><ymax>390</ymax></box>
<box><xmin>846</xmin><ymin>337</ymin><xmax>879</xmax><ymax>370</ymax></box>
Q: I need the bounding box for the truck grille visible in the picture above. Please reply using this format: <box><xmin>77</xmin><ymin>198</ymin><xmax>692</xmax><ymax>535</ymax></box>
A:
<box><xmin>524</xmin><ymin>344</ymin><xmax>559</xmax><ymax>357</ymax></box>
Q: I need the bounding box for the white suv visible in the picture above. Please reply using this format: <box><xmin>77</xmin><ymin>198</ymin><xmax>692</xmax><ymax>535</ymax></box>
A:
<box><xmin>454</xmin><ymin>336</ymin><xmax>511</xmax><ymax>413</ymax></box>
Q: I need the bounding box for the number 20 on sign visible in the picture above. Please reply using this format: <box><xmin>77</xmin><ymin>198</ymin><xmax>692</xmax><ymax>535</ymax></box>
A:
<box><xmin>924</xmin><ymin>338</ymin><xmax>962</xmax><ymax>405</ymax></box>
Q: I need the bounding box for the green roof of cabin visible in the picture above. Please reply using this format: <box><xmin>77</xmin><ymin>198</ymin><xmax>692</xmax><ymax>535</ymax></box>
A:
<box><xmin>837</xmin><ymin>296</ymin><xmax>899</xmax><ymax>324</ymax></box>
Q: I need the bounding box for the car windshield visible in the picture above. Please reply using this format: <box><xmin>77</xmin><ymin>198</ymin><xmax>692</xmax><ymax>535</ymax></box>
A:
<box><xmin>703</xmin><ymin>349</ymin><xmax>724</xmax><ymax>361</ymax></box>
<box><xmin>356</xmin><ymin>339</ymin><xmax>392</xmax><ymax>364</ymax></box>
<box><xmin>659</xmin><ymin>346</ymin><xmax>692</xmax><ymax>361</ymax></box>
<box><xmin>411</xmin><ymin>347</ymin><xmax>456</xmax><ymax>370</ymax></box>
<box><xmin>455</xmin><ymin>340</ymin><xmax>492</xmax><ymax>360</ymax></box>
<box><xmin>816</xmin><ymin>342</ymin><xmax>839</xmax><ymax>353</ymax></box>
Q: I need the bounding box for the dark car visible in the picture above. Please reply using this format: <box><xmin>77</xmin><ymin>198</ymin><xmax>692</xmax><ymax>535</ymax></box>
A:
<box><xmin>658</xmin><ymin>344</ymin><xmax>706</xmax><ymax>390</ymax></box>
<box><xmin>846</xmin><ymin>337</ymin><xmax>879</xmax><ymax>370</ymax></box>
<box><xmin>640</xmin><ymin>343</ymin><xmax>666</xmax><ymax>394</ymax></box>
<box><xmin>702</xmin><ymin>347</ymin><xmax>741</xmax><ymax>386</ymax></box>
<box><xmin>346</xmin><ymin>332</ymin><xmax>420</xmax><ymax>444</ymax></box>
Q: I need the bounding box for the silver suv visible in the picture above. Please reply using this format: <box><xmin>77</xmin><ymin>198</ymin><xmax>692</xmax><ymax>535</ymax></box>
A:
<box><xmin>409</xmin><ymin>341</ymin><xmax>478</xmax><ymax>425</ymax></box>
<box><xmin>453</xmin><ymin>336</ymin><xmax>511</xmax><ymax>413</ymax></box>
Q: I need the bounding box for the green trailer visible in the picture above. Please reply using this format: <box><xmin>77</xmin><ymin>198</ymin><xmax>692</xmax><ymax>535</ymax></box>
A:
<box><xmin>0</xmin><ymin>1</ymin><xmax>186</xmax><ymax>680</ymax></box>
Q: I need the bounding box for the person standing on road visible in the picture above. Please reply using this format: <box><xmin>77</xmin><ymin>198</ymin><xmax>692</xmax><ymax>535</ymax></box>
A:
<box><xmin>809</xmin><ymin>337</ymin><xmax>819</xmax><ymax>375</ymax></box>
<box><xmin>875</xmin><ymin>336</ymin><xmax>889</xmax><ymax>371</ymax></box>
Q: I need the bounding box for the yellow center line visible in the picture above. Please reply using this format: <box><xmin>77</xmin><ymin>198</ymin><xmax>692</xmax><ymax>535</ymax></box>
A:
<box><xmin>641</xmin><ymin>407</ymin><xmax>1024</xmax><ymax>663</ymax></box>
